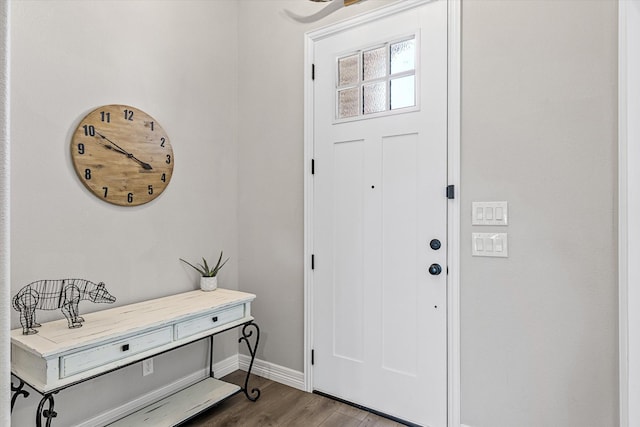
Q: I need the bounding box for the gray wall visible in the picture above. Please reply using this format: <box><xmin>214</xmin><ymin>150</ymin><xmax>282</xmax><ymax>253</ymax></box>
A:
<box><xmin>9</xmin><ymin>2</ymin><xmax>240</xmax><ymax>425</ymax></box>
<box><xmin>460</xmin><ymin>1</ymin><xmax>618</xmax><ymax>426</ymax></box>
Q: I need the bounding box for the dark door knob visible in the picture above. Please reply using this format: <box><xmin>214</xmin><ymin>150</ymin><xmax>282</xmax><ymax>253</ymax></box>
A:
<box><xmin>428</xmin><ymin>263</ymin><xmax>442</xmax><ymax>275</ymax></box>
<box><xmin>430</xmin><ymin>239</ymin><xmax>441</xmax><ymax>250</ymax></box>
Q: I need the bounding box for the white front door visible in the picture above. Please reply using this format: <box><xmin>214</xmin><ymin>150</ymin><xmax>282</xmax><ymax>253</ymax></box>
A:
<box><xmin>311</xmin><ymin>1</ymin><xmax>448</xmax><ymax>426</ymax></box>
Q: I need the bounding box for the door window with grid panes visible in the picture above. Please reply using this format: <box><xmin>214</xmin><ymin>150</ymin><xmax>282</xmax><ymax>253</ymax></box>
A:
<box><xmin>336</xmin><ymin>36</ymin><xmax>416</xmax><ymax>121</ymax></box>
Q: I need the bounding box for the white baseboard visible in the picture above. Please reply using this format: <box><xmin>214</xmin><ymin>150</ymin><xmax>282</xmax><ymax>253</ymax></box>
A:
<box><xmin>76</xmin><ymin>354</ymin><xmax>304</xmax><ymax>427</ymax></box>
<box><xmin>239</xmin><ymin>353</ymin><xmax>305</xmax><ymax>391</ymax></box>
<box><xmin>212</xmin><ymin>353</ymin><xmax>240</xmax><ymax>378</ymax></box>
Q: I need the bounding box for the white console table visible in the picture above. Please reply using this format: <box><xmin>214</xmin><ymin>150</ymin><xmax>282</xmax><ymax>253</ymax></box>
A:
<box><xmin>10</xmin><ymin>288</ymin><xmax>261</xmax><ymax>427</ymax></box>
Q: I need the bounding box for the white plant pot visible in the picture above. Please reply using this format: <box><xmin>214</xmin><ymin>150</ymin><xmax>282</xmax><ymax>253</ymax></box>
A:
<box><xmin>200</xmin><ymin>276</ymin><xmax>218</xmax><ymax>292</ymax></box>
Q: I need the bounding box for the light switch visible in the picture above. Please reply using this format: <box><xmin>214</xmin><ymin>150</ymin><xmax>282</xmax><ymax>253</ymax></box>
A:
<box><xmin>485</xmin><ymin>207</ymin><xmax>494</xmax><ymax>220</ymax></box>
<box><xmin>472</xmin><ymin>233</ymin><xmax>508</xmax><ymax>257</ymax></box>
<box><xmin>472</xmin><ymin>202</ymin><xmax>508</xmax><ymax>226</ymax></box>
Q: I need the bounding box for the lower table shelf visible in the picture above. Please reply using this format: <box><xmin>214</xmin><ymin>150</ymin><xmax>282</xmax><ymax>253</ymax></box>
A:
<box><xmin>108</xmin><ymin>377</ymin><xmax>240</xmax><ymax>427</ymax></box>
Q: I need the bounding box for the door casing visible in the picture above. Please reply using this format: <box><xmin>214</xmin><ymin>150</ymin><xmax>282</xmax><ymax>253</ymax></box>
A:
<box><xmin>303</xmin><ymin>1</ymin><xmax>461</xmax><ymax>425</ymax></box>
<box><xmin>619</xmin><ymin>2</ymin><xmax>639</xmax><ymax>426</ymax></box>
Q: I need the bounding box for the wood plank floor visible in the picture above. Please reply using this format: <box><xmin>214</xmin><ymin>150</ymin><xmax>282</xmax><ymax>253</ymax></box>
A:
<box><xmin>182</xmin><ymin>371</ymin><xmax>406</xmax><ymax>427</ymax></box>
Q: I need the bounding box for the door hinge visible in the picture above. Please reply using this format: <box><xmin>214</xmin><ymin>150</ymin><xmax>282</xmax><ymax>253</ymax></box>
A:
<box><xmin>446</xmin><ymin>185</ymin><xmax>455</xmax><ymax>199</ymax></box>
<box><xmin>311</xmin><ymin>254</ymin><xmax>315</xmax><ymax>270</ymax></box>
<box><xmin>311</xmin><ymin>349</ymin><xmax>315</xmax><ymax>365</ymax></box>
<box><xmin>312</xmin><ymin>64</ymin><xmax>315</xmax><ymax>80</ymax></box>
<box><xmin>311</xmin><ymin>158</ymin><xmax>315</xmax><ymax>175</ymax></box>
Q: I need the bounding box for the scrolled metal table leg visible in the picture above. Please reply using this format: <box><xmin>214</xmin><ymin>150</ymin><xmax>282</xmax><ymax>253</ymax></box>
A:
<box><xmin>238</xmin><ymin>322</ymin><xmax>261</xmax><ymax>401</ymax></box>
<box><xmin>11</xmin><ymin>377</ymin><xmax>29</xmax><ymax>412</ymax></box>
<box><xmin>36</xmin><ymin>393</ymin><xmax>57</xmax><ymax>427</ymax></box>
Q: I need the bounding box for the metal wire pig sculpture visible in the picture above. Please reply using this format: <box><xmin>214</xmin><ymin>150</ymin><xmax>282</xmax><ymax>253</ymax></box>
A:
<box><xmin>12</xmin><ymin>279</ymin><xmax>116</xmax><ymax>335</ymax></box>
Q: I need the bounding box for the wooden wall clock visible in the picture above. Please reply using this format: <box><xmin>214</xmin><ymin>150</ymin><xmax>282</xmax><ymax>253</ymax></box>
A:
<box><xmin>70</xmin><ymin>105</ymin><xmax>174</xmax><ymax>206</ymax></box>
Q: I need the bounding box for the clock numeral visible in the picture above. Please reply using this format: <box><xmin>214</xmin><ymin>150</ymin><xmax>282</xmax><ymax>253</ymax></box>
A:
<box><xmin>77</xmin><ymin>143</ymin><xmax>85</xmax><ymax>155</ymax></box>
<box><xmin>123</xmin><ymin>110</ymin><xmax>134</xmax><ymax>121</ymax></box>
<box><xmin>160</xmin><ymin>137</ymin><xmax>166</xmax><ymax>148</ymax></box>
<box><xmin>150</xmin><ymin>121</ymin><xmax>154</xmax><ymax>131</ymax></box>
<box><xmin>102</xmin><ymin>187</ymin><xmax>108</xmax><ymax>198</ymax></box>
<box><xmin>148</xmin><ymin>185</ymin><xmax>153</xmax><ymax>195</ymax></box>
<box><xmin>83</xmin><ymin>125</ymin><xmax>95</xmax><ymax>137</ymax></box>
<box><xmin>84</xmin><ymin>169</ymin><xmax>91</xmax><ymax>180</ymax></box>
<box><xmin>127</xmin><ymin>193</ymin><xmax>134</xmax><ymax>204</ymax></box>
<box><xmin>100</xmin><ymin>112</ymin><xmax>111</xmax><ymax>123</ymax></box>
<box><xmin>161</xmin><ymin>173</ymin><xmax>166</xmax><ymax>183</ymax></box>
<box><xmin>166</xmin><ymin>154</ymin><xmax>171</xmax><ymax>164</ymax></box>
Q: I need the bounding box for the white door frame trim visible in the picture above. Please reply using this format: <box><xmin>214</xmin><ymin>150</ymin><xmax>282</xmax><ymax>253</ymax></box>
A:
<box><xmin>619</xmin><ymin>2</ymin><xmax>638</xmax><ymax>426</ymax></box>
<box><xmin>302</xmin><ymin>1</ymin><xmax>461</xmax><ymax>425</ymax></box>
<box><xmin>619</xmin><ymin>2</ymin><xmax>628</xmax><ymax>423</ymax></box>
<box><xmin>446</xmin><ymin>0</ymin><xmax>461</xmax><ymax>424</ymax></box>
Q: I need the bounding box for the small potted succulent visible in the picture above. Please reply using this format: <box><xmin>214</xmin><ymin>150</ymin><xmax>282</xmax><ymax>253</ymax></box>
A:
<box><xmin>180</xmin><ymin>251</ymin><xmax>229</xmax><ymax>291</ymax></box>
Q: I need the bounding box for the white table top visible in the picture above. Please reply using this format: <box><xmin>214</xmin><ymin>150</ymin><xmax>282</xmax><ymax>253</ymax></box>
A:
<box><xmin>11</xmin><ymin>288</ymin><xmax>256</xmax><ymax>357</ymax></box>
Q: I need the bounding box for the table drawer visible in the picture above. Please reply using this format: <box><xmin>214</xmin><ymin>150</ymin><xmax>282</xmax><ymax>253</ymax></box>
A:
<box><xmin>175</xmin><ymin>305</ymin><xmax>245</xmax><ymax>340</ymax></box>
<box><xmin>60</xmin><ymin>327</ymin><xmax>173</xmax><ymax>378</ymax></box>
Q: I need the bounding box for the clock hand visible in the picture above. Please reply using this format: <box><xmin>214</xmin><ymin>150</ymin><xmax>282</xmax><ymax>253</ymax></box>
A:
<box><xmin>101</xmin><ymin>143</ymin><xmax>128</xmax><ymax>156</ymax></box>
<box><xmin>92</xmin><ymin>133</ymin><xmax>127</xmax><ymax>155</ymax></box>
<box><xmin>94</xmin><ymin>131</ymin><xmax>153</xmax><ymax>170</ymax></box>
<box><xmin>101</xmin><ymin>144</ymin><xmax>154</xmax><ymax>170</ymax></box>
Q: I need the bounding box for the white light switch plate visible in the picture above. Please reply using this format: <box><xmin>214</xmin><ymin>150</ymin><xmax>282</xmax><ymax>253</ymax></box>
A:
<box><xmin>472</xmin><ymin>201</ymin><xmax>508</xmax><ymax>226</ymax></box>
<box><xmin>472</xmin><ymin>232</ymin><xmax>508</xmax><ymax>257</ymax></box>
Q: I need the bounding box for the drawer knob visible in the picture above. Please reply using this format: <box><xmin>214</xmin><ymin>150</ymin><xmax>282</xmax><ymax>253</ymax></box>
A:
<box><xmin>212</xmin><ymin>316</ymin><xmax>218</xmax><ymax>322</ymax></box>
<box><xmin>121</xmin><ymin>344</ymin><xmax>130</xmax><ymax>352</ymax></box>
